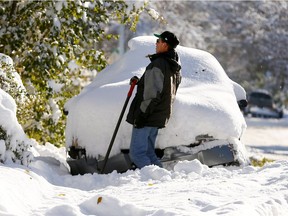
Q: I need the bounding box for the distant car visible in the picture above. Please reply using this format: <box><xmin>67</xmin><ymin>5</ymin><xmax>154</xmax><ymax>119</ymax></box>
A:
<box><xmin>244</xmin><ymin>90</ymin><xmax>283</xmax><ymax>118</ymax></box>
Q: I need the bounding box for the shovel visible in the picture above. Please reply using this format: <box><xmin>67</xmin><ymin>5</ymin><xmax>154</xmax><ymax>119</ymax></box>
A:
<box><xmin>101</xmin><ymin>78</ymin><xmax>138</xmax><ymax>173</ymax></box>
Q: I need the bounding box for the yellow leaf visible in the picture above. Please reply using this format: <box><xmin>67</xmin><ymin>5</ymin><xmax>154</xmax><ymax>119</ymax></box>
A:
<box><xmin>97</xmin><ymin>196</ymin><xmax>102</xmax><ymax>204</ymax></box>
<box><xmin>58</xmin><ymin>193</ymin><xmax>65</xmax><ymax>197</ymax></box>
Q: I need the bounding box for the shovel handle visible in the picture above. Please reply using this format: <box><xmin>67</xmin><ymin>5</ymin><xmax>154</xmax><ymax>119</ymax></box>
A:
<box><xmin>128</xmin><ymin>79</ymin><xmax>137</xmax><ymax>97</ymax></box>
<box><xmin>101</xmin><ymin>80</ymin><xmax>137</xmax><ymax>174</ymax></box>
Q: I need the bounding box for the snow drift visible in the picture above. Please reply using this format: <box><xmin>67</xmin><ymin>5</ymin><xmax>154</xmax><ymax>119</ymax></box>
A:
<box><xmin>65</xmin><ymin>36</ymin><xmax>247</xmax><ymax>158</ymax></box>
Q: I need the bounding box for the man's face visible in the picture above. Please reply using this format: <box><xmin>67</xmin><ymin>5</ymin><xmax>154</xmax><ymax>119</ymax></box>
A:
<box><xmin>156</xmin><ymin>38</ymin><xmax>169</xmax><ymax>53</ymax></box>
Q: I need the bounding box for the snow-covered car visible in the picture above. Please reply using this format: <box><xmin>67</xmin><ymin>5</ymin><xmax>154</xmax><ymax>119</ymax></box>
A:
<box><xmin>244</xmin><ymin>89</ymin><xmax>283</xmax><ymax>119</ymax></box>
<box><xmin>64</xmin><ymin>36</ymin><xmax>250</xmax><ymax>175</ymax></box>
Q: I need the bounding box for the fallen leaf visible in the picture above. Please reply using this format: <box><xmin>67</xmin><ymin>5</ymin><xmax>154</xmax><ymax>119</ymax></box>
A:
<box><xmin>97</xmin><ymin>196</ymin><xmax>102</xmax><ymax>204</ymax></box>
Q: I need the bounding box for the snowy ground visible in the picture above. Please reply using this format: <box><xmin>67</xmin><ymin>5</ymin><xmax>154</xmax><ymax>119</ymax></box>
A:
<box><xmin>1</xmin><ymin>116</ymin><xmax>288</xmax><ymax>216</ymax></box>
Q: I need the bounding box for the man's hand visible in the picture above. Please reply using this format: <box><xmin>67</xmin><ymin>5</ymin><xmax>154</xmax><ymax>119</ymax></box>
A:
<box><xmin>130</xmin><ymin>76</ymin><xmax>139</xmax><ymax>85</ymax></box>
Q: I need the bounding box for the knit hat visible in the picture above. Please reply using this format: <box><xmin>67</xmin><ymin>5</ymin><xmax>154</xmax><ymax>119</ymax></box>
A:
<box><xmin>154</xmin><ymin>31</ymin><xmax>179</xmax><ymax>49</ymax></box>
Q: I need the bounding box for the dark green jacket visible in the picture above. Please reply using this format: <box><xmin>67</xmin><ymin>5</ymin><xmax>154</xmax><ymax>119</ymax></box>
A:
<box><xmin>126</xmin><ymin>49</ymin><xmax>181</xmax><ymax>128</ymax></box>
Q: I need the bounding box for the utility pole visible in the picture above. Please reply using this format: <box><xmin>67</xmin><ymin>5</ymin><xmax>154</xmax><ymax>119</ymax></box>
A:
<box><xmin>118</xmin><ymin>25</ymin><xmax>125</xmax><ymax>56</ymax></box>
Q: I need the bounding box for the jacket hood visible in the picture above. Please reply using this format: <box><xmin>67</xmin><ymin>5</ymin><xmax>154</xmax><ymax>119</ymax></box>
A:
<box><xmin>148</xmin><ymin>49</ymin><xmax>181</xmax><ymax>73</ymax></box>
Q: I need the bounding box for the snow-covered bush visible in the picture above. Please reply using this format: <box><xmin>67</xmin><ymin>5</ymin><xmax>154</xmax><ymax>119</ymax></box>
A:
<box><xmin>0</xmin><ymin>54</ymin><xmax>26</xmax><ymax>105</ymax></box>
<box><xmin>0</xmin><ymin>54</ymin><xmax>32</xmax><ymax>165</ymax></box>
<box><xmin>0</xmin><ymin>89</ymin><xmax>33</xmax><ymax>165</ymax></box>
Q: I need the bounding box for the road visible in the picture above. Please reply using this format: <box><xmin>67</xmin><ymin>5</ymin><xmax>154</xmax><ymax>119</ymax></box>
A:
<box><xmin>241</xmin><ymin>117</ymin><xmax>288</xmax><ymax>160</ymax></box>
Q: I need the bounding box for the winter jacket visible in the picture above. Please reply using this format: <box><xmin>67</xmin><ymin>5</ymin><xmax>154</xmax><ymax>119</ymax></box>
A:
<box><xmin>126</xmin><ymin>49</ymin><xmax>182</xmax><ymax>128</ymax></box>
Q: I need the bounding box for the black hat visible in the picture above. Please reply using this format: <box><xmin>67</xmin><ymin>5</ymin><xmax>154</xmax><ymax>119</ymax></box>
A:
<box><xmin>154</xmin><ymin>31</ymin><xmax>179</xmax><ymax>49</ymax></box>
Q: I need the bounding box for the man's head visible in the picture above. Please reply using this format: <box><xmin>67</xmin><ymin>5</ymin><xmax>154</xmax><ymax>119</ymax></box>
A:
<box><xmin>154</xmin><ymin>31</ymin><xmax>179</xmax><ymax>53</ymax></box>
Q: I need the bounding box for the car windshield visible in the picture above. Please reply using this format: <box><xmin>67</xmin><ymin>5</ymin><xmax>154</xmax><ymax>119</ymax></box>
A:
<box><xmin>250</xmin><ymin>92</ymin><xmax>272</xmax><ymax>100</ymax></box>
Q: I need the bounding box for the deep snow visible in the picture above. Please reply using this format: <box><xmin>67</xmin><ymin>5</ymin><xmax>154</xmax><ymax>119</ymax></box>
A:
<box><xmin>1</xmin><ymin>123</ymin><xmax>288</xmax><ymax>216</ymax></box>
<box><xmin>1</xmin><ymin>36</ymin><xmax>288</xmax><ymax>215</ymax></box>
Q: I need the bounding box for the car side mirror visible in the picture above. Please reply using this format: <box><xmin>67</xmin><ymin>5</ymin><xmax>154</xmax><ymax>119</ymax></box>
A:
<box><xmin>238</xmin><ymin>99</ymin><xmax>248</xmax><ymax>108</ymax></box>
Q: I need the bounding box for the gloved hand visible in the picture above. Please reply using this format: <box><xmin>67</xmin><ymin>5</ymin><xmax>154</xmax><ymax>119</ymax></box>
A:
<box><xmin>134</xmin><ymin>112</ymin><xmax>146</xmax><ymax>128</ymax></box>
<box><xmin>130</xmin><ymin>76</ymin><xmax>139</xmax><ymax>85</ymax></box>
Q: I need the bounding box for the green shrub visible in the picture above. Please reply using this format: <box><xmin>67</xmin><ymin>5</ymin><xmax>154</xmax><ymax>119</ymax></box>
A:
<box><xmin>0</xmin><ymin>1</ymin><xmax>145</xmax><ymax>147</ymax></box>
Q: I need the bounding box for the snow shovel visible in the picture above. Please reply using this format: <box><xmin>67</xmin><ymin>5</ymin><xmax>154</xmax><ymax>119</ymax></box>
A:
<box><xmin>101</xmin><ymin>78</ymin><xmax>138</xmax><ymax>174</ymax></box>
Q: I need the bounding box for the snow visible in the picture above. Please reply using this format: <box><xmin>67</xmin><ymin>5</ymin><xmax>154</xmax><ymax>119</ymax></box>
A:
<box><xmin>0</xmin><ymin>88</ymin><xmax>31</xmax><ymax>164</ymax></box>
<box><xmin>1</xmin><ymin>38</ymin><xmax>288</xmax><ymax>215</ymax></box>
<box><xmin>65</xmin><ymin>36</ymin><xmax>247</xmax><ymax>160</ymax></box>
<box><xmin>1</xmin><ymin>130</ymin><xmax>288</xmax><ymax>215</ymax></box>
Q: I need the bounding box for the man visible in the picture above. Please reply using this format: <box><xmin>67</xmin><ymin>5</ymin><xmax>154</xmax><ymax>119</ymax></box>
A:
<box><xmin>126</xmin><ymin>31</ymin><xmax>182</xmax><ymax>169</ymax></box>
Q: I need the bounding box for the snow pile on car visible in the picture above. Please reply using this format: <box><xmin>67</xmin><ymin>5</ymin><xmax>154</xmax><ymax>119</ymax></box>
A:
<box><xmin>65</xmin><ymin>36</ymin><xmax>247</xmax><ymax>159</ymax></box>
